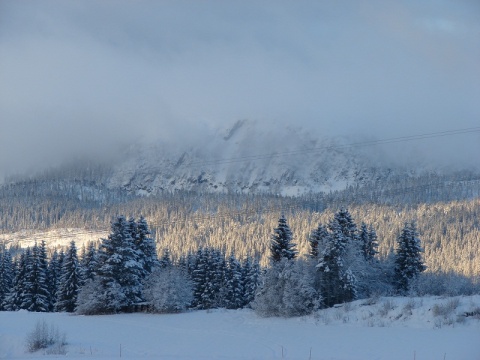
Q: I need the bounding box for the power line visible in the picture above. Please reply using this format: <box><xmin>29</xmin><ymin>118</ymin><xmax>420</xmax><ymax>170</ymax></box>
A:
<box><xmin>187</xmin><ymin>126</ymin><xmax>480</xmax><ymax>167</ymax></box>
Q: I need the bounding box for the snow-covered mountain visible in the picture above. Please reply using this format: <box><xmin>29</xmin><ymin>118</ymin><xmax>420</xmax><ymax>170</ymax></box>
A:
<box><xmin>99</xmin><ymin>120</ymin><xmax>416</xmax><ymax>195</ymax></box>
<box><xmin>4</xmin><ymin>119</ymin><xmax>479</xmax><ymax>197</ymax></box>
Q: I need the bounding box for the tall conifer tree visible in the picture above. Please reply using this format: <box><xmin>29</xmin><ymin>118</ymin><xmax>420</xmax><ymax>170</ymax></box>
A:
<box><xmin>56</xmin><ymin>241</ymin><xmax>82</xmax><ymax>312</ymax></box>
<box><xmin>135</xmin><ymin>216</ymin><xmax>158</xmax><ymax>276</ymax></box>
<box><xmin>80</xmin><ymin>242</ymin><xmax>98</xmax><ymax>281</ymax></box>
<box><xmin>317</xmin><ymin>213</ymin><xmax>357</xmax><ymax>307</ymax></box>
<box><xmin>5</xmin><ymin>251</ymin><xmax>29</xmax><ymax>310</ymax></box>
<box><xmin>270</xmin><ymin>216</ymin><xmax>297</xmax><ymax>262</ymax></box>
<box><xmin>394</xmin><ymin>221</ymin><xmax>426</xmax><ymax>293</ymax></box>
<box><xmin>0</xmin><ymin>250</ymin><xmax>13</xmax><ymax>310</ymax></box>
<box><xmin>309</xmin><ymin>224</ymin><xmax>328</xmax><ymax>258</ymax></box>
<box><xmin>23</xmin><ymin>242</ymin><xmax>50</xmax><ymax>312</ymax></box>
<box><xmin>96</xmin><ymin>215</ymin><xmax>144</xmax><ymax>311</ymax></box>
<box><xmin>360</xmin><ymin>223</ymin><xmax>379</xmax><ymax>261</ymax></box>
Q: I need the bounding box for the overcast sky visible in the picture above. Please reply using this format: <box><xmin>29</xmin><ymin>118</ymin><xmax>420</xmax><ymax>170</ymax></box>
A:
<box><xmin>1</xmin><ymin>0</ymin><xmax>479</xmax><ymax>177</ymax></box>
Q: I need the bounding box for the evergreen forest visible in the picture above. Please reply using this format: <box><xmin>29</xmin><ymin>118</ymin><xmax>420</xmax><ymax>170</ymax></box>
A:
<box><xmin>1</xmin><ymin>172</ymin><xmax>479</xmax><ymax>316</ymax></box>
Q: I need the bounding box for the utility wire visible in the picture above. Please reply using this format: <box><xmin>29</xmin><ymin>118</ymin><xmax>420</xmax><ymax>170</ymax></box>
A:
<box><xmin>187</xmin><ymin>126</ymin><xmax>480</xmax><ymax>167</ymax></box>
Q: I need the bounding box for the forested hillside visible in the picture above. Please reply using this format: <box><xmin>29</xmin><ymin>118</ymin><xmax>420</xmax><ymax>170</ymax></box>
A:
<box><xmin>1</xmin><ymin>172</ymin><xmax>479</xmax><ymax>277</ymax></box>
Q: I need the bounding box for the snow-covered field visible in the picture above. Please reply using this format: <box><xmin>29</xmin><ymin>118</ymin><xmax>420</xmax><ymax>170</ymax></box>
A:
<box><xmin>1</xmin><ymin>296</ymin><xmax>480</xmax><ymax>360</ymax></box>
<box><xmin>0</xmin><ymin>229</ymin><xmax>107</xmax><ymax>252</ymax></box>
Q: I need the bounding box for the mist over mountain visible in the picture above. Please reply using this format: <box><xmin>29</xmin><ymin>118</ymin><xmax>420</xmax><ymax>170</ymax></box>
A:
<box><xmin>1</xmin><ymin>1</ymin><xmax>479</xmax><ymax>180</ymax></box>
<box><xmin>5</xmin><ymin>120</ymin><xmax>478</xmax><ymax>197</ymax></box>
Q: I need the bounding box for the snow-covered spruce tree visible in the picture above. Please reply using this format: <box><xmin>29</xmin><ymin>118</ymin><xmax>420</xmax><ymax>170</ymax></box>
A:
<box><xmin>356</xmin><ymin>223</ymin><xmax>391</xmax><ymax>296</ymax></box>
<box><xmin>241</xmin><ymin>256</ymin><xmax>259</xmax><ymax>307</ymax></box>
<box><xmin>333</xmin><ymin>208</ymin><xmax>358</xmax><ymax>242</ymax></box>
<box><xmin>80</xmin><ymin>242</ymin><xmax>98</xmax><ymax>281</ymax></box>
<box><xmin>115</xmin><ymin>217</ymin><xmax>145</xmax><ymax>306</ymax></box>
<box><xmin>77</xmin><ymin>216</ymin><xmax>143</xmax><ymax>314</ymax></box>
<box><xmin>178</xmin><ymin>251</ymin><xmax>197</xmax><ymax>277</ymax></box>
<box><xmin>270</xmin><ymin>216</ymin><xmax>297</xmax><ymax>262</ymax></box>
<box><xmin>253</xmin><ymin>258</ymin><xmax>319</xmax><ymax>317</ymax></box>
<box><xmin>316</xmin><ymin>218</ymin><xmax>357</xmax><ymax>307</ymax></box>
<box><xmin>159</xmin><ymin>248</ymin><xmax>172</xmax><ymax>269</ymax></box>
<box><xmin>22</xmin><ymin>242</ymin><xmax>51</xmax><ymax>312</ymax></box>
<box><xmin>143</xmin><ymin>266</ymin><xmax>193</xmax><ymax>313</ymax></box>
<box><xmin>211</xmin><ymin>249</ymin><xmax>227</xmax><ymax>308</ymax></box>
<box><xmin>253</xmin><ymin>219</ymin><xmax>318</xmax><ymax>317</ymax></box>
<box><xmin>47</xmin><ymin>250</ymin><xmax>62</xmax><ymax>311</ymax></box>
<box><xmin>191</xmin><ymin>248</ymin><xmax>218</xmax><ymax>310</ymax></box>
<box><xmin>224</xmin><ymin>252</ymin><xmax>244</xmax><ymax>309</ymax></box>
<box><xmin>133</xmin><ymin>216</ymin><xmax>158</xmax><ymax>276</ymax></box>
<box><xmin>4</xmin><ymin>250</ymin><xmax>28</xmax><ymax>310</ymax></box>
<box><xmin>191</xmin><ymin>248</ymin><xmax>207</xmax><ymax>309</ymax></box>
<box><xmin>177</xmin><ymin>254</ymin><xmax>188</xmax><ymax>274</ymax></box>
<box><xmin>56</xmin><ymin>241</ymin><xmax>82</xmax><ymax>312</ymax></box>
<box><xmin>309</xmin><ymin>224</ymin><xmax>329</xmax><ymax>258</ymax></box>
<box><xmin>329</xmin><ymin>209</ymin><xmax>376</xmax><ymax>300</ymax></box>
<box><xmin>0</xmin><ymin>249</ymin><xmax>13</xmax><ymax>310</ymax></box>
<box><xmin>359</xmin><ymin>223</ymin><xmax>378</xmax><ymax>262</ymax></box>
<box><xmin>394</xmin><ymin>221</ymin><xmax>426</xmax><ymax>294</ymax></box>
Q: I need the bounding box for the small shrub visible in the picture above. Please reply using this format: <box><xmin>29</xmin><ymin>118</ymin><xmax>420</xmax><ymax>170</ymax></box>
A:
<box><xmin>432</xmin><ymin>298</ymin><xmax>460</xmax><ymax>318</ymax></box>
<box><xmin>343</xmin><ymin>302</ymin><xmax>353</xmax><ymax>313</ymax></box>
<box><xmin>362</xmin><ymin>311</ymin><xmax>374</xmax><ymax>321</ymax></box>
<box><xmin>334</xmin><ymin>309</ymin><xmax>343</xmax><ymax>320</ymax></box>
<box><xmin>314</xmin><ymin>310</ymin><xmax>331</xmax><ymax>325</ymax></box>
<box><xmin>362</xmin><ymin>295</ymin><xmax>379</xmax><ymax>306</ymax></box>
<box><xmin>434</xmin><ymin>317</ymin><xmax>443</xmax><ymax>329</ymax></box>
<box><xmin>378</xmin><ymin>299</ymin><xmax>395</xmax><ymax>317</ymax></box>
<box><xmin>463</xmin><ymin>306</ymin><xmax>480</xmax><ymax>320</ymax></box>
<box><xmin>394</xmin><ymin>313</ymin><xmax>403</xmax><ymax>320</ymax></box>
<box><xmin>443</xmin><ymin>317</ymin><xmax>455</xmax><ymax>326</ymax></box>
<box><xmin>26</xmin><ymin>319</ymin><xmax>67</xmax><ymax>353</ymax></box>
<box><xmin>431</xmin><ymin>298</ymin><xmax>461</xmax><ymax>328</ymax></box>
<box><xmin>46</xmin><ymin>342</ymin><xmax>68</xmax><ymax>355</ymax></box>
<box><xmin>322</xmin><ymin>314</ymin><xmax>331</xmax><ymax>325</ymax></box>
<box><xmin>402</xmin><ymin>299</ymin><xmax>417</xmax><ymax>316</ymax></box>
<box><xmin>403</xmin><ymin>298</ymin><xmax>417</xmax><ymax>312</ymax></box>
<box><xmin>431</xmin><ymin>304</ymin><xmax>443</xmax><ymax>317</ymax></box>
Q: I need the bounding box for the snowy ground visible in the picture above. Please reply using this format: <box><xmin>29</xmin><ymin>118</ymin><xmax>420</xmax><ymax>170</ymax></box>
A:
<box><xmin>1</xmin><ymin>295</ymin><xmax>480</xmax><ymax>360</ymax></box>
<box><xmin>0</xmin><ymin>229</ymin><xmax>107</xmax><ymax>252</ymax></box>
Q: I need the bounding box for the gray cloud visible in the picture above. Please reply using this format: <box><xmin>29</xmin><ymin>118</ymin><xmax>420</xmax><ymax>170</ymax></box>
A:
<box><xmin>1</xmin><ymin>0</ymin><xmax>479</xmax><ymax>178</ymax></box>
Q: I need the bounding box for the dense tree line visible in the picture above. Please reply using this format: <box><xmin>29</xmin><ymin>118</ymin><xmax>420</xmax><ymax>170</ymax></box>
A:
<box><xmin>2</xmin><ymin>176</ymin><xmax>480</xmax><ymax>278</ymax></box>
<box><xmin>0</xmin><ymin>217</ymin><xmax>260</xmax><ymax>314</ymax></box>
<box><xmin>1</xmin><ymin>210</ymin><xmax>476</xmax><ymax>318</ymax></box>
<box><xmin>2</xmin><ymin>170</ymin><xmax>480</xmax><ymax>232</ymax></box>
<box><xmin>253</xmin><ymin>209</ymin><xmax>479</xmax><ymax>317</ymax></box>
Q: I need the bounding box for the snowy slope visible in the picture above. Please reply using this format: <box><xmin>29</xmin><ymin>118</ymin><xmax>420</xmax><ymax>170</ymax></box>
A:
<box><xmin>105</xmin><ymin>120</ymin><xmax>405</xmax><ymax>195</ymax></box>
<box><xmin>0</xmin><ymin>229</ymin><xmax>106</xmax><ymax>253</ymax></box>
<box><xmin>4</xmin><ymin>120</ymin><xmax>479</xmax><ymax>197</ymax></box>
<box><xmin>1</xmin><ymin>295</ymin><xmax>480</xmax><ymax>359</ymax></box>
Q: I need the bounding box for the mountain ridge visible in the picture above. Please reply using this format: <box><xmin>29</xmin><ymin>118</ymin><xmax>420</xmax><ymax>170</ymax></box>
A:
<box><xmin>3</xmin><ymin>120</ymin><xmax>479</xmax><ymax>197</ymax></box>
<box><xmin>103</xmin><ymin>120</ymin><xmax>413</xmax><ymax>195</ymax></box>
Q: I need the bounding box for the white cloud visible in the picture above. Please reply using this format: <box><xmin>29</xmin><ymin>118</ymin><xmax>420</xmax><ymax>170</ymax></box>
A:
<box><xmin>0</xmin><ymin>0</ymin><xmax>479</xmax><ymax>177</ymax></box>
